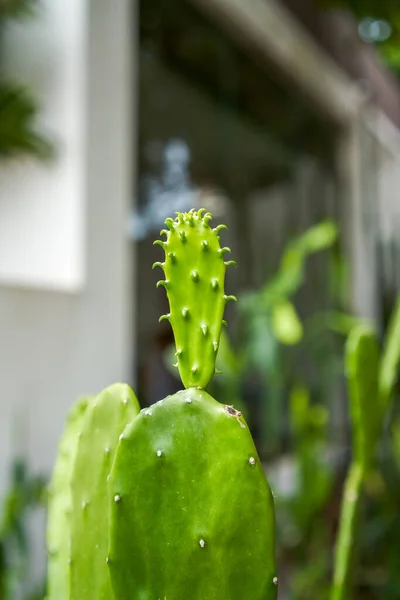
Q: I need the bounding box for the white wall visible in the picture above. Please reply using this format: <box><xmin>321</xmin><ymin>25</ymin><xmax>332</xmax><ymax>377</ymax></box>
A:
<box><xmin>0</xmin><ymin>0</ymin><xmax>87</xmax><ymax>291</ymax></box>
<box><xmin>0</xmin><ymin>0</ymin><xmax>135</xmax><ymax>498</ymax></box>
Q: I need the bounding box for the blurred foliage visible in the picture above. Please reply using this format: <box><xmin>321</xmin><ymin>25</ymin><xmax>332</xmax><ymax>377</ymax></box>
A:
<box><xmin>274</xmin><ymin>385</ymin><xmax>334</xmax><ymax>600</ymax></box>
<box><xmin>324</xmin><ymin>0</ymin><xmax>400</xmax><ymax>74</ymax></box>
<box><xmin>0</xmin><ymin>0</ymin><xmax>35</xmax><ymax>18</ymax></box>
<box><xmin>0</xmin><ymin>459</ymin><xmax>47</xmax><ymax>600</ymax></box>
<box><xmin>0</xmin><ymin>0</ymin><xmax>54</xmax><ymax>161</ymax></box>
<box><xmin>214</xmin><ymin>220</ymin><xmax>360</xmax><ymax>456</ymax></box>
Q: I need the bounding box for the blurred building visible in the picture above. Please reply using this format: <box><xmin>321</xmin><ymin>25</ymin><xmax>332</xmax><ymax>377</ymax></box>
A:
<box><xmin>0</xmin><ymin>0</ymin><xmax>399</xmax><ymax>533</ymax></box>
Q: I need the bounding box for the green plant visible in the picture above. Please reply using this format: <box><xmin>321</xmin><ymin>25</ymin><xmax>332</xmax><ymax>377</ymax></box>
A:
<box><xmin>0</xmin><ymin>0</ymin><xmax>53</xmax><ymax>161</ymax></box>
<box><xmin>0</xmin><ymin>458</ymin><xmax>46</xmax><ymax>600</ymax></box>
<box><xmin>46</xmin><ymin>396</ymin><xmax>90</xmax><ymax>600</ymax></box>
<box><xmin>332</xmin><ymin>293</ymin><xmax>400</xmax><ymax>600</ymax></box>
<box><xmin>46</xmin><ymin>209</ymin><xmax>278</xmax><ymax>600</ymax></box>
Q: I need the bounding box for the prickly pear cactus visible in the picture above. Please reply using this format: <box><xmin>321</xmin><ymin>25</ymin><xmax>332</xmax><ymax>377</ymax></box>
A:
<box><xmin>70</xmin><ymin>383</ymin><xmax>140</xmax><ymax>600</ymax></box>
<box><xmin>46</xmin><ymin>396</ymin><xmax>91</xmax><ymax>600</ymax></box>
<box><xmin>108</xmin><ymin>388</ymin><xmax>278</xmax><ymax>600</ymax></box>
<box><xmin>153</xmin><ymin>209</ymin><xmax>236</xmax><ymax>389</ymax></box>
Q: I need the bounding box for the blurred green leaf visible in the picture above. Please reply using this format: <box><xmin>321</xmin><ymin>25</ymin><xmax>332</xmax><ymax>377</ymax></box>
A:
<box><xmin>271</xmin><ymin>299</ymin><xmax>303</xmax><ymax>345</ymax></box>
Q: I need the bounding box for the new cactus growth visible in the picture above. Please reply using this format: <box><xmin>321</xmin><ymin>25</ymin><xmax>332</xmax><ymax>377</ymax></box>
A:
<box><xmin>108</xmin><ymin>388</ymin><xmax>277</xmax><ymax>600</ymax></box>
<box><xmin>46</xmin><ymin>396</ymin><xmax>90</xmax><ymax>600</ymax></box>
<box><xmin>69</xmin><ymin>384</ymin><xmax>139</xmax><ymax>600</ymax></box>
<box><xmin>153</xmin><ymin>209</ymin><xmax>237</xmax><ymax>389</ymax></box>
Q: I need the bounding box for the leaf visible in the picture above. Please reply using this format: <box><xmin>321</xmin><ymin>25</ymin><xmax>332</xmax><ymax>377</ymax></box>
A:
<box><xmin>271</xmin><ymin>299</ymin><xmax>303</xmax><ymax>345</ymax></box>
<box><xmin>379</xmin><ymin>294</ymin><xmax>400</xmax><ymax>414</ymax></box>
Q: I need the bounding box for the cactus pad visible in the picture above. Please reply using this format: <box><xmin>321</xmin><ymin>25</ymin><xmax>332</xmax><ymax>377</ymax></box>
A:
<box><xmin>108</xmin><ymin>388</ymin><xmax>277</xmax><ymax>600</ymax></box>
<box><xmin>153</xmin><ymin>209</ymin><xmax>236</xmax><ymax>389</ymax></box>
<box><xmin>46</xmin><ymin>396</ymin><xmax>91</xmax><ymax>600</ymax></box>
<box><xmin>70</xmin><ymin>383</ymin><xmax>140</xmax><ymax>600</ymax></box>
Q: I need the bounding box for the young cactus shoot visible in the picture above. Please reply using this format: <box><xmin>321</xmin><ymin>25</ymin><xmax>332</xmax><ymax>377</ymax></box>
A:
<box><xmin>153</xmin><ymin>209</ymin><xmax>237</xmax><ymax>389</ymax></box>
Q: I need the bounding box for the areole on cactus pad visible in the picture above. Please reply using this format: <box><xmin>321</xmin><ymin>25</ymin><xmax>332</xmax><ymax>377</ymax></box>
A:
<box><xmin>46</xmin><ymin>208</ymin><xmax>278</xmax><ymax>600</ymax></box>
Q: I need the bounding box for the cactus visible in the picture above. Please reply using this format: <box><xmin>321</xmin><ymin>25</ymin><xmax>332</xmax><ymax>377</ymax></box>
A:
<box><xmin>332</xmin><ymin>294</ymin><xmax>400</xmax><ymax>600</ymax></box>
<box><xmin>331</xmin><ymin>327</ymin><xmax>380</xmax><ymax>600</ymax></box>
<box><xmin>107</xmin><ymin>209</ymin><xmax>277</xmax><ymax>600</ymax></box>
<box><xmin>108</xmin><ymin>388</ymin><xmax>278</xmax><ymax>600</ymax></box>
<box><xmin>46</xmin><ymin>396</ymin><xmax>91</xmax><ymax>600</ymax></box>
<box><xmin>46</xmin><ymin>209</ymin><xmax>277</xmax><ymax>600</ymax></box>
<box><xmin>153</xmin><ymin>209</ymin><xmax>237</xmax><ymax>389</ymax></box>
<box><xmin>69</xmin><ymin>383</ymin><xmax>140</xmax><ymax>600</ymax></box>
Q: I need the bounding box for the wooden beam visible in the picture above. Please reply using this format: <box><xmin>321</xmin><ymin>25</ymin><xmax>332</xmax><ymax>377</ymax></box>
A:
<box><xmin>188</xmin><ymin>0</ymin><xmax>364</xmax><ymax>125</ymax></box>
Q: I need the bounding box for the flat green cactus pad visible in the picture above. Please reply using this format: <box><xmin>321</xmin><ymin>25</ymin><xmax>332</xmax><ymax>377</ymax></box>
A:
<box><xmin>46</xmin><ymin>396</ymin><xmax>91</xmax><ymax>600</ymax></box>
<box><xmin>70</xmin><ymin>383</ymin><xmax>140</xmax><ymax>600</ymax></box>
<box><xmin>153</xmin><ymin>209</ymin><xmax>236</xmax><ymax>389</ymax></box>
<box><xmin>108</xmin><ymin>388</ymin><xmax>278</xmax><ymax>600</ymax></box>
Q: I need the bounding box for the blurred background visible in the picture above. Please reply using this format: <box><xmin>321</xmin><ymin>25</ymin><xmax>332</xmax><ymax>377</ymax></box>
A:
<box><xmin>0</xmin><ymin>0</ymin><xmax>399</xmax><ymax>598</ymax></box>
